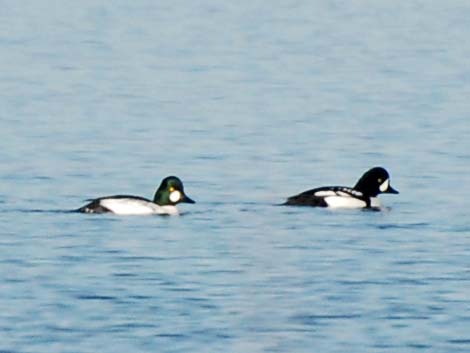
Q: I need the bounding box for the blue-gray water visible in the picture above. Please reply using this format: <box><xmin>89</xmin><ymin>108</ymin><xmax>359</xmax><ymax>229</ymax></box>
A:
<box><xmin>1</xmin><ymin>1</ymin><xmax>470</xmax><ymax>352</ymax></box>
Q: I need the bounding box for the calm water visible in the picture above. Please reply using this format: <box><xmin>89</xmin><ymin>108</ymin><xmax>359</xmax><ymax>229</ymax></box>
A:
<box><xmin>1</xmin><ymin>1</ymin><xmax>470</xmax><ymax>352</ymax></box>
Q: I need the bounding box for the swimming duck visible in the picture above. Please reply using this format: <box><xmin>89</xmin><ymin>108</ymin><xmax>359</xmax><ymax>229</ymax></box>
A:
<box><xmin>283</xmin><ymin>167</ymin><xmax>398</xmax><ymax>209</ymax></box>
<box><xmin>77</xmin><ymin>176</ymin><xmax>195</xmax><ymax>215</ymax></box>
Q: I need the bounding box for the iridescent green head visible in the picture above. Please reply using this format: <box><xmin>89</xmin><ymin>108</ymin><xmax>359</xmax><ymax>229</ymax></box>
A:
<box><xmin>153</xmin><ymin>176</ymin><xmax>195</xmax><ymax>206</ymax></box>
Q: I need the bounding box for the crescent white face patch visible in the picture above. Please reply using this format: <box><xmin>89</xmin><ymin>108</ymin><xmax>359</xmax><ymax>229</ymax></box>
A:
<box><xmin>169</xmin><ymin>190</ymin><xmax>182</xmax><ymax>203</ymax></box>
<box><xmin>379</xmin><ymin>179</ymin><xmax>390</xmax><ymax>192</ymax></box>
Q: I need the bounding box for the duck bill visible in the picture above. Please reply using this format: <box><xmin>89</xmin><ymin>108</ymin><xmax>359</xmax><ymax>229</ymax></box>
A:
<box><xmin>385</xmin><ymin>185</ymin><xmax>399</xmax><ymax>194</ymax></box>
<box><xmin>182</xmin><ymin>194</ymin><xmax>196</xmax><ymax>204</ymax></box>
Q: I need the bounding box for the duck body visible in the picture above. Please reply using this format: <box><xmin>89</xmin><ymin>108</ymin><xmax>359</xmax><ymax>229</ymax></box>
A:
<box><xmin>283</xmin><ymin>167</ymin><xmax>398</xmax><ymax>209</ymax></box>
<box><xmin>78</xmin><ymin>195</ymin><xmax>180</xmax><ymax>215</ymax></box>
<box><xmin>77</xmin><ymin>176</ymin><xmax>195</xmax><ymax>215</ymax></box>
<box><xmin>283</xmin><ymin>186</ymin><xmax>380</xmax><ymax>208</ymax></box>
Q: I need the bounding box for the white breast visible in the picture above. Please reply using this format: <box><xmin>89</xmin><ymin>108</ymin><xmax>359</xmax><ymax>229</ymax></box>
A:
<box><xmin>324</xmin><ymin>196</ymin><xmax>367</xmax><ymax>208</ymax></box>
<box><xmin>99</xmin><ymin>198</ymin><xmax>179</xmax><ymax>215</ymax></box>
<box><xmin>370</xmin><ymin>197</ymin><xmax>382</xmax><ymax>208</ymax></box>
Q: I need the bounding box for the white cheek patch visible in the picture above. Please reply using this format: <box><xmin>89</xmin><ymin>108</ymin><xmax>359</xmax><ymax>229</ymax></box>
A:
<box><xmin>379</xmin><ymin>179</ymin><xmax>390</xmax><ymax>192</ymax></box>
<box><xmin>169</xmin><ymin>190</ymin><xmax>182</xmax><ymax>203</ymax></box>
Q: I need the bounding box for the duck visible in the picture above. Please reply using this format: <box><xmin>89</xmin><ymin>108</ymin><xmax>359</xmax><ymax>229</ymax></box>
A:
<box><xmin>77</xmin><ymin>176</ymin><xmax>195</xmax><ymax>215</ymax></box>
<box><xmin>282</xmin><ymin>167</ymin><xmax>398</xmax><ymax>209</ymax></box>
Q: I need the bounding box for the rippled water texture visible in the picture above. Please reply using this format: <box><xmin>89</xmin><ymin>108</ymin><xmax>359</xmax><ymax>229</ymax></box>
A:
<box><xmin>1</xmin><ymin>1</ymin><xmax>470</xmax><ymax>352</ymax></box>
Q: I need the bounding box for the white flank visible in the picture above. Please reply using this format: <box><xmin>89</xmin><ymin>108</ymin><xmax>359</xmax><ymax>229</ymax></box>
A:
<box><xmin>324</xmin><ymin>196</ymin><xmax>367</xmax><ymax>208</ymax></box>
<box><xmin>379</xmin><ymin>179</ymin><xmax>390</xmax><ymax>192</ymax></box>
<box><xmin>99</xmin><ymin>198</ymin><xmax>179</xmax><ymax>215</ymax></box>
<box><xmin>169</xmin><ymin>190</ymin><xmax>182</xmax><ymax>203</ymax></box>
<box><xmin>336</xmin><ymin>191</ymin><xmax>351</xmax><ymax>197</ymax></box>
<box><xmin>314</xmin><ymin>190</ymin><xmax>337</xmax><ymax>197</ymax></box>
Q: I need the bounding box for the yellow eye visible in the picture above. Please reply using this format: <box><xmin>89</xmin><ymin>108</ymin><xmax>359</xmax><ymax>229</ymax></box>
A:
<box><xmin>378</xmin><ymin>178</ymin><xmax>382</xmax><ymax>183</ymax></box>
<box><xmin>169</xmin><ymin>186</ymin><xmax>175</xmax><ymax>192</ymax></box>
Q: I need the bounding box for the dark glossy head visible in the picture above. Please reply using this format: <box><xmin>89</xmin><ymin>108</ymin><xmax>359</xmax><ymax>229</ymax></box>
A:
<box><xmin>153</xmin><ymin>176</ymin><xmax>195</xmax><ymax>206</ymax></box>
<box><xmin>353</xmin><ymin>167</ymin><xmax>399</xmax><ymax>197</ymax></box>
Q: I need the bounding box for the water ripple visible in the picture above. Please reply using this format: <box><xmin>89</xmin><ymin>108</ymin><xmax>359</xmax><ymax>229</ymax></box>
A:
<box><xmin>292</xmin><ymin>313</ymin><xmax>363</xmax><ymax>326</ymax></box>
<box><xmin>76</xmin><ymin>294</ymin><xmax>118</xmax><ymax>301</ymax></box>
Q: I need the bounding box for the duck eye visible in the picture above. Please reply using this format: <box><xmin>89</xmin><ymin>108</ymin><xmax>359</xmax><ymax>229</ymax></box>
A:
<box><xmin>169</xmin><ymin>186</ymin><xmax>175</xmax><ymax>192</ymax></box>
<box><xmin>378</xmin><ymin>178</ymin><xmax>382</xmax><ymax>183</ymax></box>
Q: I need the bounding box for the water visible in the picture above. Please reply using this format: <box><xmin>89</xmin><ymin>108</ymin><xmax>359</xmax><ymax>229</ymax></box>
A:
<box><xmin>1</xmin><ymin>1</ymin><xmax>470</xmax><ymax>352</ymax></box>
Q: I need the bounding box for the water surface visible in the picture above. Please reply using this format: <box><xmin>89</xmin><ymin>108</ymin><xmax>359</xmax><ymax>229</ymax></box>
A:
<box><xmin>1</xmin><ymin>1</ymin><xmax>470</xmax><ymax>352</ymax></box>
